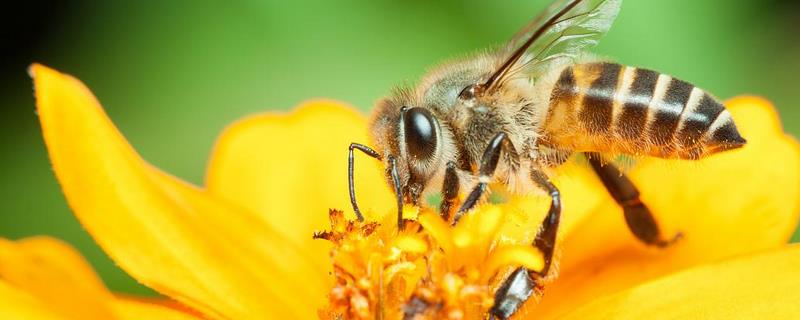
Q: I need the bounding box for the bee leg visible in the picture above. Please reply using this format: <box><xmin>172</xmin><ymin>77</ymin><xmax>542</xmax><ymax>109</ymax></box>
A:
<box><xmin>530</xmin><ymin>169</ymin><xmax>561</xmax><ymax>273</ymax></box>
<box><xmin>387</xmin><ymin>156</ymin><xmax>405</xmax><ymax>229</ymax></box>
<box><xmin>439</xmin><ymin>161</ymin><xmax>460</xmax><ymax>221</ymax></box>
<box><xmin>489</xmin><ymin>170</ymin><xmax>560</xmax><ymax>319</ymax></box>
<box><xmin>453</xmin><ymin>132</ymin><xmax>510</xmax><ymax>224</ymax></box>
<box><xmin>586</xmin><ymin>153</ymin><xmax>681</xmax><ymax>247</ymax></box>
<box><xmin>348</xmin><ymin>143</ymin><xmax>381</xmax><ymax>222</ymax></box>
<box><xmin>489</xmin><ymin>268</ymin><xmax>536</xmax><ymax>320</ymax></box>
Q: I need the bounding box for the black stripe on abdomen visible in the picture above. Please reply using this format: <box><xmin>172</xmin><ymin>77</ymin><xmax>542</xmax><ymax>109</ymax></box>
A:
<box><xmin>579</xmin><ymin>63</ymin><xmax>621</xmax><ymax>135</ymax></box>
<box><xmin>648</xmin><ymin>78</ymin><xmax>694</xmax><ymax>147</ymax></box>
<box><xmin>617</xmin><ymin>68</ymin><xmax>659</xmax><ymax>140</ymax></box>
<box><xmin>553</xmin><ymin>66</ymin><xmax>577</xmax><ymax>101</ymax></box>
<box><xmin>675</xmin><ymin>93</ymin><xmax>724</xmax><ymax>149</ymax></box>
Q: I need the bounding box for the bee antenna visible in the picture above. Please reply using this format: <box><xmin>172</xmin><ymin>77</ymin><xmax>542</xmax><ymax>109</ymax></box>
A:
<box><xmin>348</xmin><ymin>143</ymin><xmax>382</xmax><ymax>221</ymax></box>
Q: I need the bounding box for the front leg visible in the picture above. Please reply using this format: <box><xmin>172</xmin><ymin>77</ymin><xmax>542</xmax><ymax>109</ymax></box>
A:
<box><xmin>439</xmin><ymin>161</ymin><xmax>460</xmax><ymax>222</ymax></box>
<box><xmin>490</xmin><ymin>169</ymin><xmax>561</xmax><ymax>320</ymax></box>
<box><xmin>453</xmin><ymin>132</ymin><xmax>516</xmax><ymax>224</ymax></box>
<box><xmin>387</xmin><ymin>156</ymin><xmax>405</xmax><ymax>229</ymax></box>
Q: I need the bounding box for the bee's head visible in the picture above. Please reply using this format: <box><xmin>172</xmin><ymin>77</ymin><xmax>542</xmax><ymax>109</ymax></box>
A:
<box><xmin>367</xmin><ymin>53</ymin><xmax>504</xmax><ymax>206</ymax></box>
<box><xmin>369</xmin><ymin>93</ymin><xmax>450</xmax><ymax>205</ymax></box>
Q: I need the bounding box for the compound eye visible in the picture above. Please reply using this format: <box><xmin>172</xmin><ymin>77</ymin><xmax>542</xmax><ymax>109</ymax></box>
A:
<box><xmin>403</xmin><ymin>107</ymin><xmax>438</xmax><ymax>160</ymax></box>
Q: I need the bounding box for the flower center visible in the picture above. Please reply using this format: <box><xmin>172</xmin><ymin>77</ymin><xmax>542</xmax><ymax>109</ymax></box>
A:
<box><xmin>314</xmin><ymin>206</ymin><xmax>545</xmax><ymax>319</ymax></box>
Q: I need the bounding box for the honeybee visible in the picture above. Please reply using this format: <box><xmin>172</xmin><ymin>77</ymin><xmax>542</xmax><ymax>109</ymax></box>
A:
<box><xmin>346</xmin><ymin>0</ymin><xmax>746</xmax><ymax>318</ymax></box>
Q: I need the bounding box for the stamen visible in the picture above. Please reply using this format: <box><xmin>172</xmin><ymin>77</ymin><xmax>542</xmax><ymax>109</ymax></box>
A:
<box><xmin>315</xmin><ymin>205</ymin><xmax>546</xmax><ymax>319</ymax></box>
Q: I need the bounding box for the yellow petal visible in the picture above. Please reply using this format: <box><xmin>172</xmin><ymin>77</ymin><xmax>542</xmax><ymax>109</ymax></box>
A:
<box><xmin>559</xmin><ymin>245</ymin><xmax>800</xmax><ymax>319</ymax></box>
<box><xmin>0</xmin><ymin>282</ymin><xmax>70</xmax><ymax>320</ymax></box>
<box><xmin>0</xmin><ymin>237</ymin><xmax>115</xmax><ymax>319</ymax></box>
<box><xmin>0</xmin><ymin>237</ymin><xmax>201</xmax><ymax>320</ymax></box>
<box><xmin>453</xmin><ymin>205</ymin><xmax>502</xmax><ymax>250</ymax></box>
<box><xmin>530</xmin><ymin>97</ymin><xmax>800</xmax><ymax>318</ymax></box>
<box><xmin>112</xmin><ymin>297</ymin><xmax>201</xmax><ymax>320</ymax></box>
<box><xmin>418</xmin><ymin>210</ymin><xmax>454</xmax><ymax>254</ymax></box>
<box><xmin>206</xmin><ymin>100</ymin><xmax>395</xmax><ymax>272</ymax></box>
<box><xmin>393</xmin><ymin>234</ymin><xmax>429</xmax><ymax>255</ymax></box>
<box><xmin>482</xmin><ymin>245</ymin><xmax>544</xmax><ymax>282</ymax></box>
<box><xmin>31</xmin><ymin>64</ymin><xmax>327</xmax><ymax>319</ymax></box>
<box><xmin>499</xmin><ymin>160</ymin><xmax>608</xmax><ymax>246</ymax></box>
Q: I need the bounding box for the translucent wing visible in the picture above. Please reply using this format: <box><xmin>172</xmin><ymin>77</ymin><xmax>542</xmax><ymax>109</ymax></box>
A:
<box><xmin>525</xmin><ymin>0</ymin><xmax>620</xmax><ymax>71</ymax></box>
<box><xmin>483</xmin><ymin>0</ymin><xmax>621</xmax><ymax>91</ymax></box>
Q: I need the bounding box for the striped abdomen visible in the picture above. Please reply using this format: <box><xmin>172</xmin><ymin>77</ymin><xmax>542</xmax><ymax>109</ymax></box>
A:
<box><xmin>543</xmin><ymin>62</ymin><xmax>746</xmax><ymax>159</ymax></box>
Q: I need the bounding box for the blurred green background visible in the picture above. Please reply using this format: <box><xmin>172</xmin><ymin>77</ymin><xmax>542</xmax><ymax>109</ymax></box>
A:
<box><xmin>1</xmin><ymin>0</ymin><xmax>798</xmax><ymax>296</ymax></box>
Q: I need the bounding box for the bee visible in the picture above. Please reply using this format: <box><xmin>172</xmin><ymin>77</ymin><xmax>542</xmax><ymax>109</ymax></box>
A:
<box><xmin>346</xmin><ymin>0</ymin><xmax>746</xmax><ymax>318</ymax></box>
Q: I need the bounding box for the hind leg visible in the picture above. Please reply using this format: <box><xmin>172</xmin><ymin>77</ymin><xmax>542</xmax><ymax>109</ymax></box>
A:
<box><xmin>586</xmin><ymin>152</ymin><xmax>681</xmax><ymax>247</ymax></box>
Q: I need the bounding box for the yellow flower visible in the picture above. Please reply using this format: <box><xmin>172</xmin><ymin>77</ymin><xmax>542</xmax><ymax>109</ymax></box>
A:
<box><xmin>0</xmin><ymin>237</ymin><xmax>199</xmax><ymax>319</ymax></box>
<box><xmin>6</xmin><ymin>64</ymin><xmax>799</xmax><ymax>319</ymax></box>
